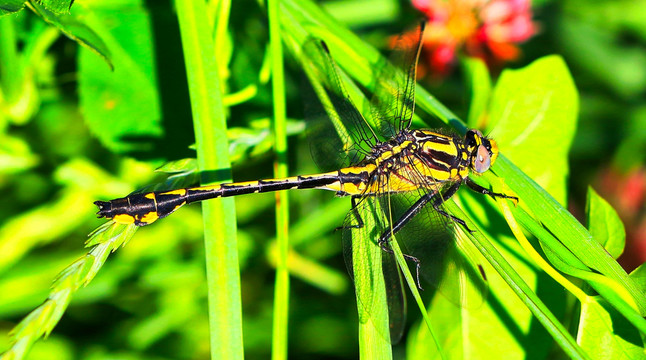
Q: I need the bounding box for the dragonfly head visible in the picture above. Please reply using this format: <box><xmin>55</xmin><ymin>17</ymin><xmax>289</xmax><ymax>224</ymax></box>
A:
<box><xmin>466</xmin><ymin>129</ymin><xmax>498</xmax><ymax>174</ymax></box>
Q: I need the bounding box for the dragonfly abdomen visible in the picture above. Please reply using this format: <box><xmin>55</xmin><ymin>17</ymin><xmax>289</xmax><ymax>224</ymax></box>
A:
<box><xmin>95</xmin><ymin>172</ymin><xmax>342</xmax><ymax>226</ymax></box>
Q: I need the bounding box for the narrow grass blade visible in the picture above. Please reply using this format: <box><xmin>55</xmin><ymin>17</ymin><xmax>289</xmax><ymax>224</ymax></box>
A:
<box><xmin>268</xmin><ymin>0</ymin><xmax>291</xmax><ymax>359</ymax></box>
<box><xmin>175</xmin><ymin>0</ymin><xmax>243</xmax><ymax>358</ymax></box>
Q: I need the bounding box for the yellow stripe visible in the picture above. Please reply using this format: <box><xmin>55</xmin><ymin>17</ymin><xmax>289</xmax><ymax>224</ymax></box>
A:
<box><xmin>160</xmin><ymin>189</ymin><xmax>188</xmax><ymax>196</ymax></box>
<box><xmin>189</xmin><ymin>184</ymin><xmax>221</xmax><ymax>191</ymax></box>
<box><xmin>113</xmin><ymin>214</ymin><xmax>135</xmax><ymax>224</ymax></box>
<box><xmin>139</xmin><ymin>211</ymin><xmax>159</xmax><ymax>224</ymax></box>
<box><xmin>423</xmin><ymin>141</ymin><xmax>457</xmax><ymax>156</ymax></box>
<box><xmin>339</xmin><ymin>163</ymin><xmax>376</xmax><ymax>175</ymax></box>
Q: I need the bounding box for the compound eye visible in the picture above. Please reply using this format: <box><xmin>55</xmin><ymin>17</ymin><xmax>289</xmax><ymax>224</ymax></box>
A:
<box><xmin>474</xmin><ymin>144</ymin><xmax>491</xmax><ymax>173</ymax></box>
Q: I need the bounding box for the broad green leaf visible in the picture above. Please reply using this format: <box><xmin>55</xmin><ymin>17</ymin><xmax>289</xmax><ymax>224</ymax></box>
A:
<box><xmin>29</xmin><ymin>1</ymin><xmax>112</xmax><ymax>69</ymax></box>
<box><xmin>586</xmin><ymin>187</ymin><xmax>625</xmax><ymax>259</ymax></box>
<box><xmin>578</xmin><ymin>297</ymin><xmax>644</xmax><ymax>359</ymax></box>
<box><xmin>35</xmin><ymin>0</ymin><xmax>72</xmax><ymax>14</ymax></box>
<box><xmin>461</xmin><ymin>56</ymin><xmax>491</xmax><ymax>129</ymax></box>
<box><xmin>487</xmin><ymin>55</ymin><xmax>578</xmax><ymax>205</ymax></box>
<box><xmin>77</xmin><ymin>3</ymin><xmax>161</xmax><ymax>153</ymax></box>
<box><xmin>0</xmin><ymin>0</ymin><xmax>25</xmax><ymax>15</ymax></box>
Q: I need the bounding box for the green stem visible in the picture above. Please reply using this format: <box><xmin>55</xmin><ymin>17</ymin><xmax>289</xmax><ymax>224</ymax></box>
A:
<box><xmin>268</xmin><ymin>0</ymin><xmax>290</xmax><ymax>359</ymax></box>
<box><xmin>175</xmin><ymin>1</ymin><xmax>243</xmax><ymax>359</ymax></box>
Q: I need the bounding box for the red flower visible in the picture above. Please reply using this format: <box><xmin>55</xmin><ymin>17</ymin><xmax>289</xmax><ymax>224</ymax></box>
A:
<box><xmin>411</xmin><ymin>0</ymin><xmax>537</xmax><ymax>75</ymax></box>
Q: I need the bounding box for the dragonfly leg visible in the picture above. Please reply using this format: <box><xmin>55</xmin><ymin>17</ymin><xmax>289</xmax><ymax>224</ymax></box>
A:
<box><xmin>431</xmin><ymin>182</ymin><xmax>476</xmax><ymax>233</ymax></box>
<box><xmin>465</xmin><ymin>177</ymin><xmax>518</xmax><ymax>204</ymax></box>
<box><xmin>336</xmin><ymin>196</ymin><xmax>365</xmax><ymax>231</ymax></box>
<box><xmin>377</xmin><ymin>192</ymin><xmax>436</xmax><ymax>290</ymax></box>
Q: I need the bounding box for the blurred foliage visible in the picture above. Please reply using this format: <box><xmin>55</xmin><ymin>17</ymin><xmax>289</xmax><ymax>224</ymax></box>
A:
<box><xmin>0</xmin><ymin>0</ymin><xmax>644</xmax><ymax>359</ymax></box>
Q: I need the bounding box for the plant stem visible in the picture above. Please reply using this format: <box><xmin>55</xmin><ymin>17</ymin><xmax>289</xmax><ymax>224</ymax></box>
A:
<box><xmin>268</xmin><ymin>0</ymin><xmax>290</xmax><ymax>359</ymax></box>
<box><xmin>175</xmin><ymin>0</ymin><xmax>243</xmax><ymax>358</ymax></box>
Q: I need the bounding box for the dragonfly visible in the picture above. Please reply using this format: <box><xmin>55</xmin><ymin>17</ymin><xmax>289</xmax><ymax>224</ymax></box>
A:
<box><xmin>94</xmin><ymin>22</ymin><xmax>515</xmax><ymax>342</ymax></box>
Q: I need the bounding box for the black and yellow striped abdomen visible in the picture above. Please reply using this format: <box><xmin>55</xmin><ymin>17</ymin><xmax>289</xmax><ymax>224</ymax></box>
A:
<box><xmin>96</xmin><ymin>169</ymin><xmax>372</xmax><ymax>226</ymax></box>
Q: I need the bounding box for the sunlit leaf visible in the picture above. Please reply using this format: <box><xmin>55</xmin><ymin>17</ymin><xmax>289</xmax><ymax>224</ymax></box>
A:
<box><xmin>578</xmin><ymin>297</ymin><xmax>644</xmax><ymax>359</ymax></box>
<box><xmin>586</xmin><ymin>187</ymin><xmax>625</xmax><ymax>259</ymax></box>
<box><xmin>487</xmin><ymin>56</ymin><xmax>578</xmax><ymax>205</ymax></box>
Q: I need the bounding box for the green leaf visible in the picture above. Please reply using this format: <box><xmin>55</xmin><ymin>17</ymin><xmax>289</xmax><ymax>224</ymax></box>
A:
<box><xmin>29</xmin><ymin>1</ymin><xmax>112</xmax><ymax>69</ymax></box>
<box><xmin>578</xmin><ymin>297</ymin><xmax>645</xmax><ymax>359</ymax></box>
<box><xmin>35</xmin><ymin>0</ymin><xmax>73</xmax><ymax>14</ymax></box>
<box><xmin>77</xmin><ymin>3</ymin><xmax>161</xmax><ymax>153</ymax></box>
<box><xmin>0</xmin><ymin>0</ymin><xmax>25</xmax><ymax>15</ymax></box>
<box><xmin>586</xmin><ymin>187</ymin><xmax>626</xmax><ymax>259</ymax></box>
<box><xmin>487</xmin><ymin>55</ymin><xmax>579</xmax><ymax>205</ymax></box>
<box><xmin>630</xmin><ymin>263</ymin><xmax>646</xmax><ymax>292</ymax></box>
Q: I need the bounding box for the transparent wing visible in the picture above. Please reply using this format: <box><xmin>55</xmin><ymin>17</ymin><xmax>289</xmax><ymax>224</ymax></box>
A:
<box><xmin>301</xmin><ymin>39</ymin><xmax>379</xmax><ymax>171</ymax></box>
<box><xmin>381</xmin><ymin>153</ymin><xmax>489</xmax><ymax>308</ymax></box>
<box><xmin>342</xmin><ymin>195</ymin><xmax>407</xmax><ymax>344</ymax></box>
<box><xmin>370</xmin><ymin>22</ymin><xmax>425</xmax><ymax>138</ymax></box>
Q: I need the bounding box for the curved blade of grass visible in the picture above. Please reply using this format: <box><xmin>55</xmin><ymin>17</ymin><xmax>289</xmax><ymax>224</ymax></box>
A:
<box><xmin>444</xmin><ymin>201</ymin><xmax>591</xmax><ymax>360</ymax></box>
<box><xmin>0</xmin><ymin>222</ymin><xmax>138</xmax><ymax>360</ymax></box>
<box><xmin>389</xmin><ymin>237</ymin><xmax>445</xmax><ymax>359</ymax></box>
<box><xmin>352</xmin><ymin>204</ymin><xmax>393</xmax><ymax>359</ymax></box>
<box><xmin>175</xmin><ymin>0</ymin><xmax>243</xmax><ymax>358</ymax></box>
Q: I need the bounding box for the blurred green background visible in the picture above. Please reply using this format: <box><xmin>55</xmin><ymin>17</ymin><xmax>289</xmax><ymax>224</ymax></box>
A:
<box><xmin>0</xmin><ymin>0</ymin><xmax>645</xmax><ymax>359</ymax></box>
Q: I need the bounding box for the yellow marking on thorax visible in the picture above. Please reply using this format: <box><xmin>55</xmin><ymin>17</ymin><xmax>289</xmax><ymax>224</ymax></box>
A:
<box><xmin>145</xmin><ymin>193</ymin><xmax>157</xmax><ymax>200</ymax></box>
<box><xmin>422</xmin><ymin>141</ymin><xmax>458</xmax><ymax>156</ymax></box>
<box><xmin>375</xmin><ymin>141</ymin><xmax>413</xmax><ymax>165</ymax></box>
<box><xmin>409</xmin><ymin>157</ymin><xmax>449</xmax><ymax>179</ymax></box>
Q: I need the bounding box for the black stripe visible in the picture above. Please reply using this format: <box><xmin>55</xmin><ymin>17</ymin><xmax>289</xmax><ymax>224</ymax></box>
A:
<box><xmin>337</xmin><ymin>171</ymin><xmax>370</xmax><ymax>186</ymax></box>
<box><xmin>297</xmin><ymin>175</ymin><xmax>340</xmax><ymax>189</ymax></box>
<box><xmin>187</xmin><ymin>187</ymin><xmax>224</xmax><ymax>202</ymax></box>
<box><xmin>155</xmin><ymin>196</ymin><xmax>187</xmax><ymax>218</ymax></box>
<box><xmin>219</xmin><ymin>184</ymin><xmax>261</xmax><ymax>197</ymax></box>
<box><xmin>428</xmin><ymin>149</ymin><xmax>459</xmax><ymax>167</ymax></box>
